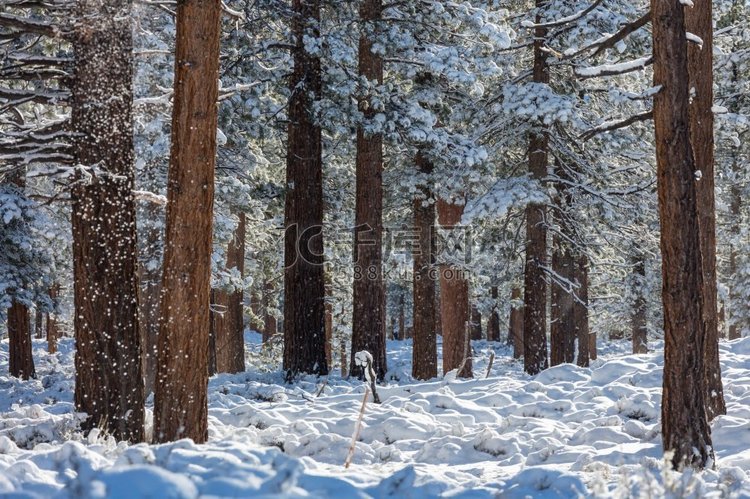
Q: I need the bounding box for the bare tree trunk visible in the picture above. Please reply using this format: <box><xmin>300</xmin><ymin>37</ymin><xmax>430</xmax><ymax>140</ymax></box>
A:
<box><xmin>263</xmin><ymin>279</ymin><xmax>277</xmax><ymax>342</ymax></box>
<box><xmin>282</xmin><ymin>0</ymin><xmax>328</xmax><ymax>379</ymax></box>
<box><xmin>551</xmin><ymin>160</ymin><xmax>576</xmax><ymax>366</ymax></box>
<box><xmin>438</xmin><ymin>199</ymin><xmax>471</xmax><ymax>378</ymax></box>
<box><xmin>154</xmin><ymin>0</ymin><xmax>221</xmax><ymax>444</ymax></box>
<box><xmin>412</xmin><ymin>152</ymin><xmax>437</xmax><ymax>379</ymax></box>
<box><xmin>398</xmin><ymin>293</ymin><xmax>406</xmax><ymax>340</ymax></box>
<box><xmin>487</xmin><ymin>286</ymin><xmax>500</xmax><ymax>342</ymax></box>
<box><xmin>632</xmin><ymin>252</ymin><xmax>648</xmax><ymax>354</ymax></box>
<box><xmin>340</xmin><ymin>340</ymin><xmax>348</xmax><ymax>377</ymax></box>
<box><xmin>208</xmin><ymin>289</ymin><xmax>217</xmax><ymax>377</ymax></box>
<box><xmin>522</xmin><ymin>2</ymin><xmax>550</xmax><ymax>375</ymax></box>
<box><xmin>34</xmin><ymin>307</ymin><xmax>43</xmax><ymax>339</ymax></box>
<box><xmin>510</xmin><ymin>286</ymin><xmax>524</xmax><ymax>358</ymax></box>
<box><xmin>8</xmin><ymin>302</ymin><xmax>34</xmax><ymax>379</ymax></box>
<box><xmin>350</xmin><ymin>0</ymin><xmax>386</xmax><ymax>381</ymax></box>
<box><xmin>214</xmin><ymin>213</ymin><xmax>246</xmax><ymax>374</ymax></box>
<box><xmin>728</xmin><ymin>181</ymin><xmax>742</xmax><ymax>340</ymax></box>
<box><xmin>652</xmin><ymin>0</ymin><xmax>713</xmax><ymax>469</ymax></box>
<box><xmin>685</xmin><ymin>1</ymin><xmax>725</xmax><ymax>421</ymax></box>
<box><xmin>46</xmin><ymin>285</ymin><xmax>60</xmax><ymax>354</ymax></box>
<box><xmin>470</xmin><ymin>305</ymin><xmax>483</xmax><ymax>341</ymax></box>
<box><xmin>71</xmin><ymin>1</ymin><xmax>144</xmax><ymax>443</ymax></box>
<box><xmin>574</xmin><ymin>253</ymin><xmax>590</xmax><ymax>367</ymax></box>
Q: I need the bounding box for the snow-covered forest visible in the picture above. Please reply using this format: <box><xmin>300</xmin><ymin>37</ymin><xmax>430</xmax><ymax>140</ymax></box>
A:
<box><xmin>1</xmin><ymin>0</ymin><xmax>750</xmax><ymax>496</ymax></box>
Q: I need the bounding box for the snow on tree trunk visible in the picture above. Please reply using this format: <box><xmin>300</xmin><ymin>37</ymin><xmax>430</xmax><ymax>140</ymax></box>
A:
<box><xmin>71</xmin><ymin>1</ymin><xmax>144</xmax><ymax>443</ymax></box>
<box><xmin>282</xmin><ymin>0</ymin><xmax>328</xmax><ymax>379</ymax></box>
<box><xmin>154</xmin><ymin>0</ymin><xmax>222</xmax><ymax>444</ymax></box>
<box><xmin>412</xmin><ymin>151</ymin><xmax>437</xmax><ymax>380</ymax></box>
<box><xmin>652</xmin><ymin>0</ymin><xmax>714</xmax><ymax>469</ymax></box>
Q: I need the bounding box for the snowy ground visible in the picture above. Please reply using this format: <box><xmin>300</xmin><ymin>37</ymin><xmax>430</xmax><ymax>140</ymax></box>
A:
<box><xmin>1</xmin><ymin>333</ymin><xmax>750</xmax><ymax>498</ymax></box>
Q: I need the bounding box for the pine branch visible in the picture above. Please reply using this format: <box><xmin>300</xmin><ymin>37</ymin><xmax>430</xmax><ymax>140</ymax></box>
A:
<box><xmin>580</xmin><ymin>110</ymin><xmax>654</xmax><ymax>141</ymax></box>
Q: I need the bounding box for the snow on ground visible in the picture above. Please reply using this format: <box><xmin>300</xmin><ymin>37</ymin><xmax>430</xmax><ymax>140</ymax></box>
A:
<box><xmin>1</xmin><ymin>333</ymin><xmax>750</xmax><ymax>497</ymax></box>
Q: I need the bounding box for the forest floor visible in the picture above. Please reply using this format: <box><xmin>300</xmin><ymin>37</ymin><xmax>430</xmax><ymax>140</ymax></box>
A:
<box><xmin>1</xmin><ymin>334</ymin><xmax>749</xmax><ymax>498</ymax></box>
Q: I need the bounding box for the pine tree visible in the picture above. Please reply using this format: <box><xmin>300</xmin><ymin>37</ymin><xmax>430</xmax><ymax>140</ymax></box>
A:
<box><xmin>71</xmin><ymin>1</ymin><xmax>144</xmax><ymax>442</ymax></box>
<box><xmin>652</xmin><ymin>0</ymin><xmax>714</xmax><ymax>469</ymax></box>
<box><xmin>282</xmin><ymin>0</ymin><xmax>328</xmax><ymax>379</ymax></box>
<box><xmin>154</xmin><ymin>0</ymin><xmax>222</xmax><ymax>444</ymax></box>
<box><xmin>350</xmin><ymin>0</ymin><xmax>387</xmax><ymax>380</ymax></box>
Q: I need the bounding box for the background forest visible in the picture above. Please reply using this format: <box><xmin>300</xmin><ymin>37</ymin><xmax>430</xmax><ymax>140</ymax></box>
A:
<box><xmin>1</xmin><ymin>0</ymin><xmax>750</xmax><ymax>496</ymax></box>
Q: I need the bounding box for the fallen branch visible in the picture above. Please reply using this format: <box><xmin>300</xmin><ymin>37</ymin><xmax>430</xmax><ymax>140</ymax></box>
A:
<box><xmin>344</xmin><ymin>387</ymin><xmax>369</xmax><ymax>469</ymax></box>
<box><xmin>485</xmin><ymin>351</ymin><xmax>495</xmax><ymax>379</ymax></box>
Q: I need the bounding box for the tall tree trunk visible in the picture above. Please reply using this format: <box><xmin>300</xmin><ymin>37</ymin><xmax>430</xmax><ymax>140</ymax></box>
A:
<box><xmin>487</xmin><ymin>286</ymin><xmax>500</xmax><ymax>342</ymax></box>
<box><xmin>350</xmin><ymin>0</ymin><xmax>386</xmax><ymax>381</ymax></box>
<box><xmin>325</xmin><ymin>284</ymin><xmax>333</xmax><ymax>366</ymax></box>
<box><xmin>551</xmin><ymin>161</ymin><xmax>576</xmax><ymax>366</ymax></box>
<box><xmin>214</xmin><ymin>213</ymin><xmax>247</xmax><ymax>374</ymax></box>
<box><xmin>398</xmin><ymin>293</ymin><xmax>406</xmax><ymax>340</ymax></box>
<box><xmin>685</xmin><ymin>1</ymin><xmax>726</xmax><ymax>421</ymax></box>
<box><xmin>652</xmin><ymin>0</ymin><xmax>713</xmax><ymax>469</ymax></box>
<box><xmin>282</xmin><ymin>0</ymin><xmax>328</xmax><ymax>379</ymax></box>
<box><xmin>522</xmin><ymin>3</ymin><xmax>550</xmax><ymax>375</ymax></box>
<box><xmin>154</xmin><ymin>0</ymin><xmax>221</xmax><ymax>444</ymax></box>
<box><xmin>46</xmin><ymin>285</ymin><xmax>60</xmax><ymax>354</ymax></box>
<box><xmin>208</xmin><ymin>290</ymin><xmax>217</xmax><ymax>377</ymax></box>
<box><xmin>438</xmin><ymin>199</ymin><xmax>471</xmax><ymax>378</ymax></box>
<box><xmin>470</xmin><ymin>305</ymin><xmax>483</xmax><ymax>341</ymax></box>
<box><xmin>8</xmin><ymin>302</ymin><xmax>34</xmax><ymax>380</ymax></box>
<box><xmin>71</xmin><ymin>2</ymin><xmax>144</xmax><ymax>443</ymax></box>
<box><xmin>510</xmin><ymin>286</ymin><xmax>524</xmax><ymax>358</ymax></box>
<box><xmin>574</xmin><ymin>253</ymin><xmax>590</xmax><ymax>367</ymax></box>
<box><xmin>412</xmin><ymin>152</ymin><xmax>437</xmax><ymax>379</ymax></box>
<box><xmin>263</xmin><ymin>279</ymin><xmax>277</xmax><ymax>342</ymax></box>
<box><xmin>34</xmin><ymin>307</ymin><xmax>43</xmax><ymax>339</ymax></box>
<box><xmin>632</xmin><ymin>252</ymin><xmax>648</xmax><ymax>354</ymax></box>
<box><xmin>5</xmin><ymin>168</ymin><xmax>34</xmax><ymax>379</ymax></box>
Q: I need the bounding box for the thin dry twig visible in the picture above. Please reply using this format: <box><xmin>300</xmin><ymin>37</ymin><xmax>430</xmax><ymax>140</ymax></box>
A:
<box><xmin>344</xmin><ymin>387</ymin><xmax>369</xmax><ymax>469</ymax></box>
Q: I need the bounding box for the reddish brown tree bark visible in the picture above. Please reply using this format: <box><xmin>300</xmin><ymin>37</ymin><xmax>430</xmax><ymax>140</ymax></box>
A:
<box><xmin>412</xmin><ymin>152</ymin><xmax>437</xmax><ymax>379</ymax></box>
<box><xmin>46</xmin><ymin>285</ymin><xmax>60</xmax><ymax>354</ymax></box>
<box><xmin>154</xmin><ymin>0</ymin><xmax>221</xmax><ymax>444</ymax></box>
<box><xmin>652</xmin><ymin>0</ymin><xmax>713</xmax><ymax>469</ymax></box>
<box><xmin>350</xmin><ymin>0</ymin><xmax>387</xmax><ymax>381</ymax></box>
<box><xmin>685</xmin><ymin>1</ymin><xmax>726</xmax><ymax>421</ymax></box>
<box><xmin>71</xmin><ymin>1</ymin><xmax>144</xmax><ymax>442</ymax></box>
<box><xmin>214</xmin><ymin>213</ymin><xmax>247</xmax><ymax>374</ymax></box>
<box><xmin>8</xmin><ymin>302</ymin><xmax>34</xmax><ymax>380</ymax></box>
<box><xmin>438</xmin><ymin>199</ymin><xmax>471</xmax><ymax>378</ymax></box>
<box><xmin>282</xmin><ymin>0</ymin><xmax>328</xmax><ymax>379</ymax></box>
<box><xmin>522</xmin><ymin>2</ymin><xmax>550</xmax><ymax>375</ymax></box>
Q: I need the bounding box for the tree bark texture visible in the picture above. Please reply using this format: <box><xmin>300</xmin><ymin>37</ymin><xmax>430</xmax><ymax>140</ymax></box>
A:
<box><xmin>46</xmin><ymin>285</ymin><xmax>60</xmax><ymax>355</ymax></box>
<box><xmin>154</xmin><ymin>0</ymin><xmax>221</xmax><ymax>444</ymax></box>
<box><xmin>412</xmin><ymin>152</ymin><xmax>437</xmax><ymax>380</ymax></box>
<box><xmin>8</xmin><ymin>302</ymin><xmax>34</xmax><ymax>379</ymax></box>
<box><xmin>685</xmin><ymin>1</ymin><xmax>726</xmax><ymax>421</ymax></box>
<box><xmin>350</xmin><ymin>0</ymin><xmax>386</xmax><ymax>381</ymax></box>
<box><xmin>438</xmin><ymin>200</ymin><xmax>471</xmax><ymax>378</ymax></box>
<box><xmin>523</xmin><ymin>3</ymin><xmax>550</xmax><ymax>375</ymax></box>
<box><xmin>652</xmin><ymin>0</ymin><xmax>714</xmax><ymax>469</ymax></box>
<box><xmin>282</xmin><ymin>0</ymin><xmax>328</xmax><ymax>378</ymax></box>
<box><xmin>71</xmin><ymin>1</ymin><xmax>144</xmax><ymax>443</ymax></box>
<box><xmin>214</xmin><ymin>212</ymin><xmax>247</xmax><ymax>374</ymax></box>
